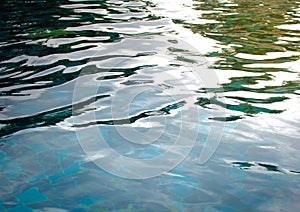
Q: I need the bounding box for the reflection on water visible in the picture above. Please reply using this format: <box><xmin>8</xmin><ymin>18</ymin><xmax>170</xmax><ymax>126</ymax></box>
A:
<box><xmin>0</xmin><ymin>0</ymin><xmax>300</xmax><ymax>211</ymax></box>
<box><xmin>174</xmin><ymin>0</ymin><xmax>300</xmax><ymax>119</ymax></box>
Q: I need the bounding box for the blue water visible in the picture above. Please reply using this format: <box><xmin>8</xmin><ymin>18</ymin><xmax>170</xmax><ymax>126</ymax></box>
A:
<box><xmin>0</xmin><ymin>0</ymin><xmax>300</xmax><ymax>211</ymax></box>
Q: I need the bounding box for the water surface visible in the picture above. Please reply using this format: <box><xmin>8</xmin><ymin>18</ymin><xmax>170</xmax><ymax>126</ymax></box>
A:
<box><xmin>0</xmin><ymin>0</ymin><xmax>300</xmax><ymax>211</ymax></box>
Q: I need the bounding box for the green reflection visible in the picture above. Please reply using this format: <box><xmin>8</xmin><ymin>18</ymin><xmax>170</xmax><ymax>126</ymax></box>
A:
<box><xmin>182</xmin><ymin>0</ymin><xmax>300</xmax><ymax>119</ymax></box>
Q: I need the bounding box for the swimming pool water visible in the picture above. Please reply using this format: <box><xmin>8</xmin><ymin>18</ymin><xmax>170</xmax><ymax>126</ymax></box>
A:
<box><xmin>0</xmin><ymin>0</ymin><xmax>300</xmax><ymax>211</ymax></box>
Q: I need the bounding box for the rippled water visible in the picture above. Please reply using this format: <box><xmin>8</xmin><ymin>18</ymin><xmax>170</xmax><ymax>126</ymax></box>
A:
<box><xmin>0</xmin><ymin>0</ymin><xmax>300</xmax><ymax>211</ymax></box>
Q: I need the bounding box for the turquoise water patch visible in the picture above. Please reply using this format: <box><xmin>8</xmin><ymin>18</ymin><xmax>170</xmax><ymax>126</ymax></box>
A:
<box><xmin>7</xmin><ymin>205</ymin><xmax>32</xmax><ymax>212</ymax></box>
<box><xmin>16</xmin><ymin>187</ymin><xmax>48</xmax><ymax>204</ymax></box>
<box><xmin>79</xmin><ymin>196</ymin><xmax>105</xmax><ymax>206</ymax></box>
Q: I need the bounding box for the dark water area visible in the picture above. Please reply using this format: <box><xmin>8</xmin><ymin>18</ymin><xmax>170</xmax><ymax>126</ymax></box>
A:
<box><xmin>0</xmin><ymin>0</ymin><xmax>300</xmax><ymax>211</ymax></box>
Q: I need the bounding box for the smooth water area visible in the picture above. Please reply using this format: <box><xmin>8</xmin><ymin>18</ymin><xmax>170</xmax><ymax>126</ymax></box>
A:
<box><xmin>0</xmin><ymin>0</ymin><xmax>300</xmax><ymax>211</ymax></box>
